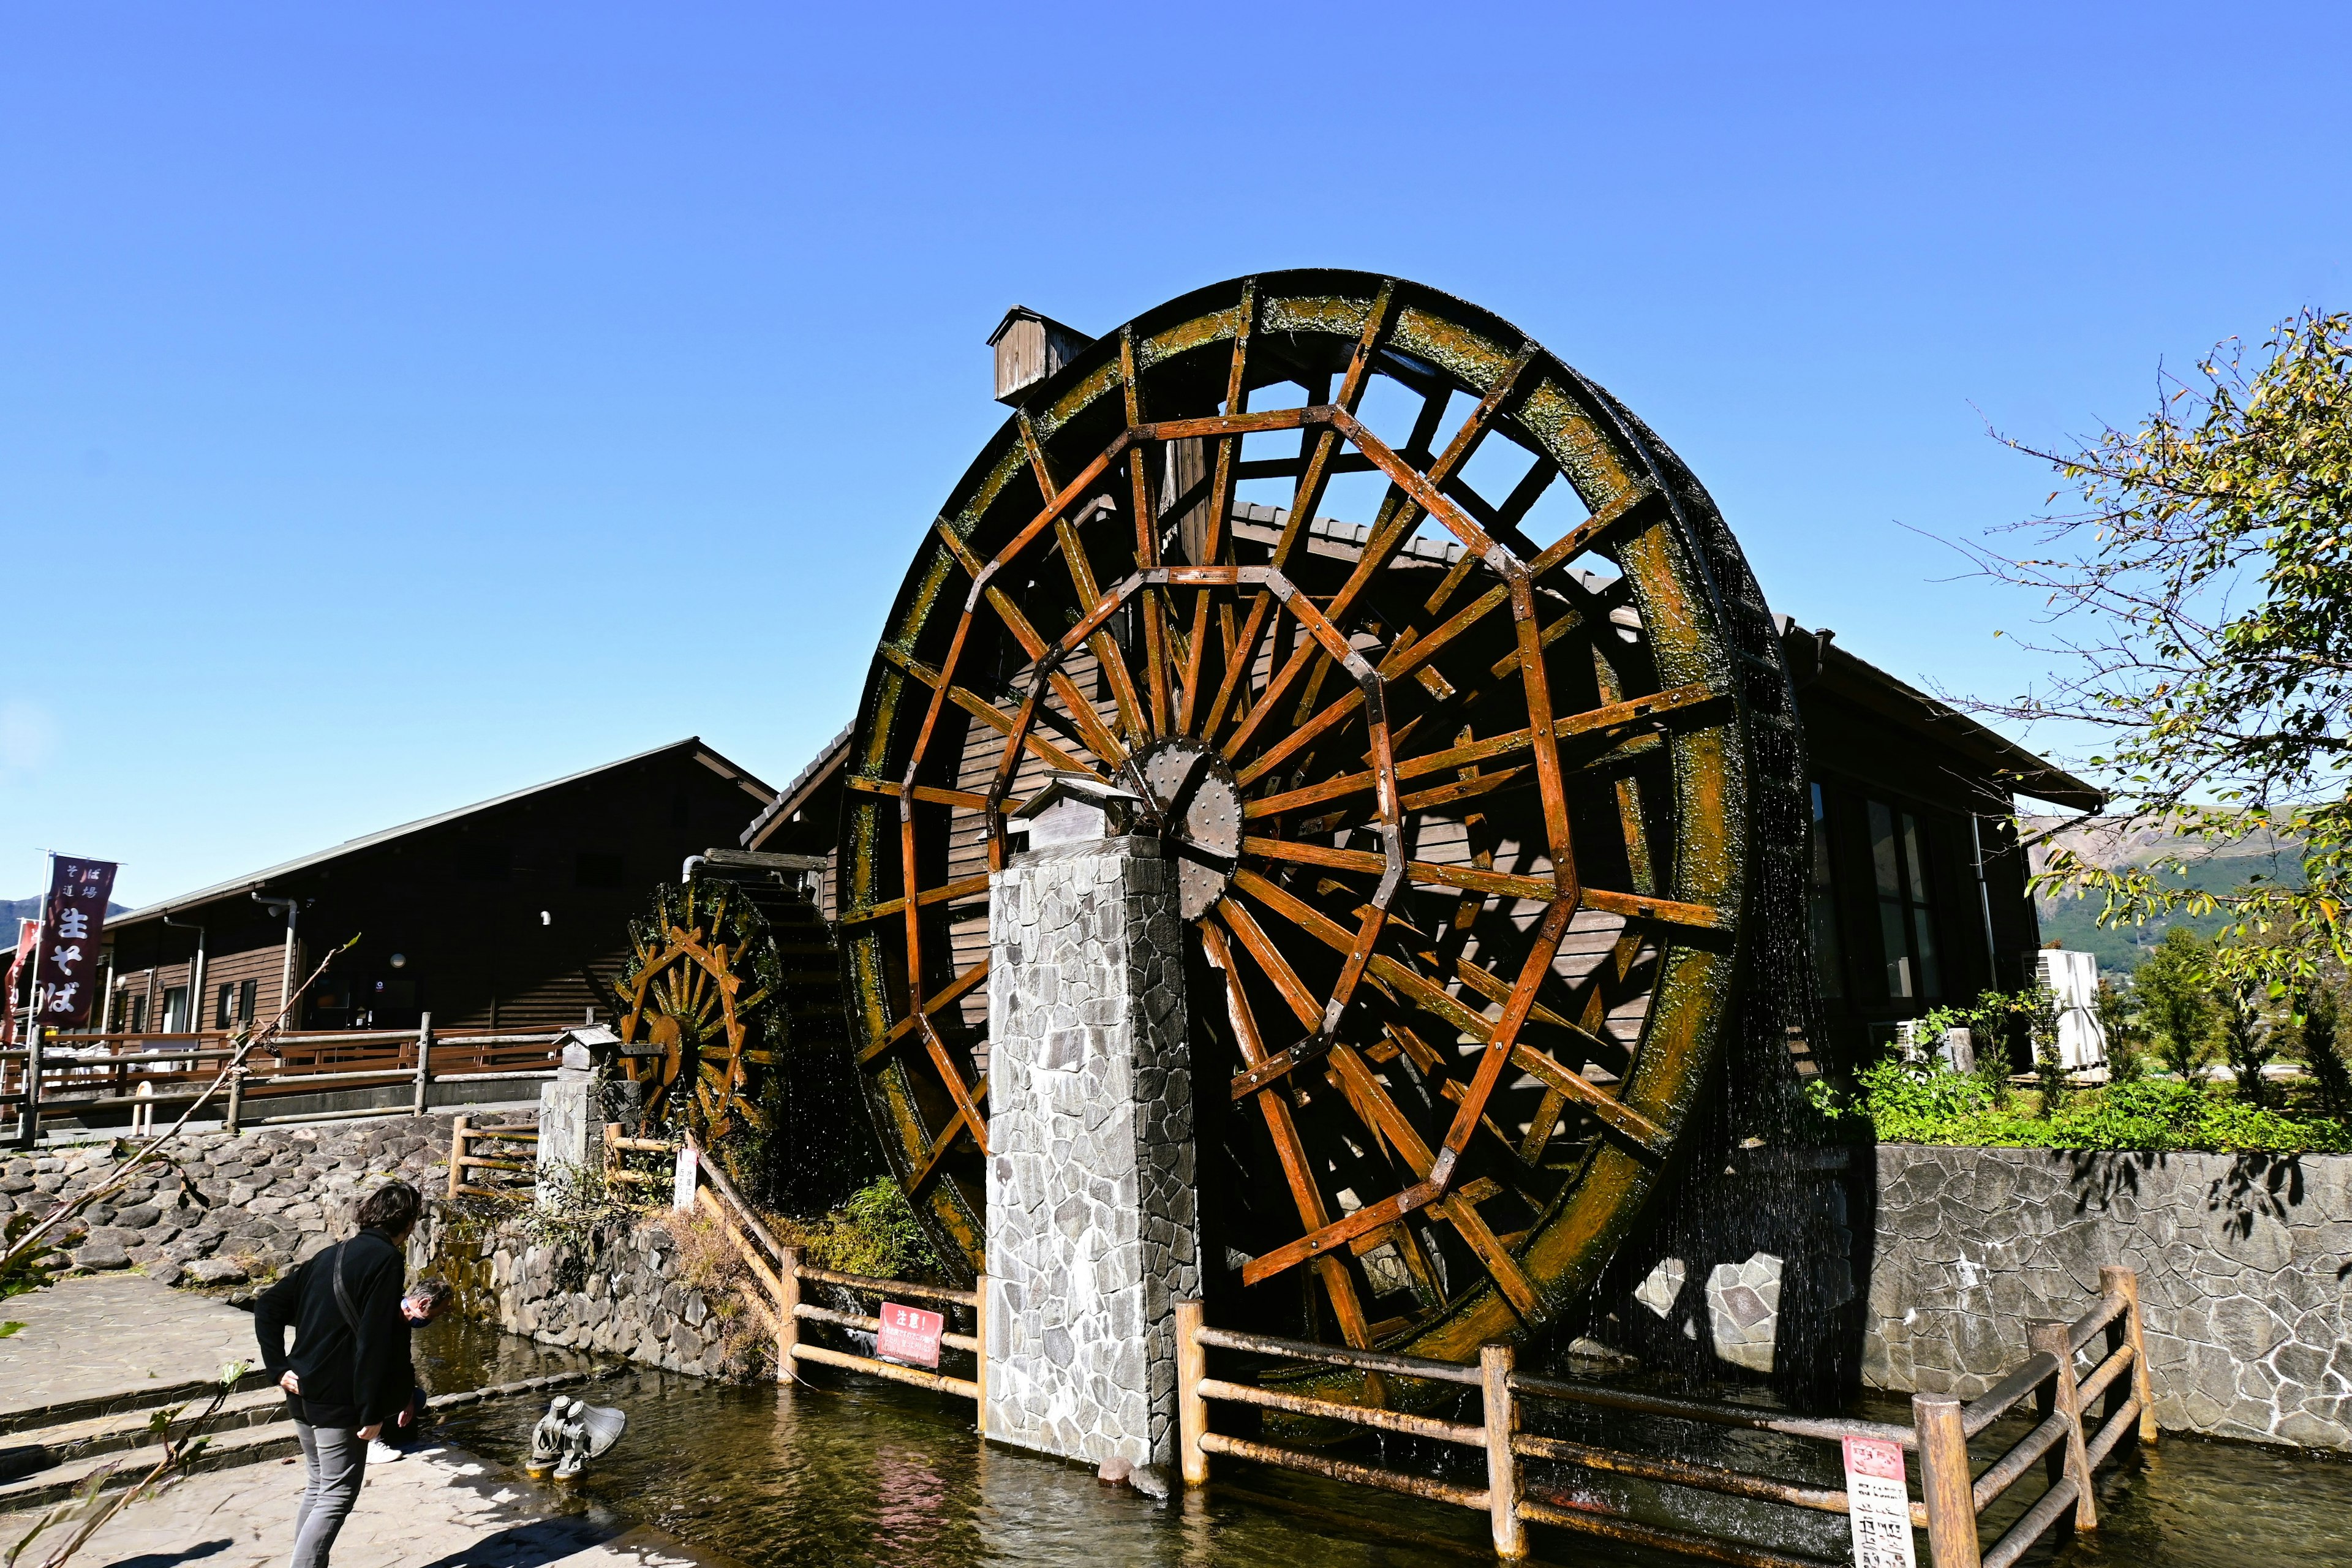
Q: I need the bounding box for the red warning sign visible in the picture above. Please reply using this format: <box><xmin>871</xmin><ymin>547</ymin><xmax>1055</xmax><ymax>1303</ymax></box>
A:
<box><xmin>876</xmin><ymin>1301</ymin><xmax>943</xmax><ymax>1368</ymax></box>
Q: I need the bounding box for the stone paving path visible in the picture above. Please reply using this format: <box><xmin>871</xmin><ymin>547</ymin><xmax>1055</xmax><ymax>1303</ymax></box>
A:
<box><xmin>9</xmin><ymin>1442</ymin><xmax>733</xmax><ymax>1567</ymax></box>
<box><xmin>0</xmin><ymin>1275</ymin><xmax>258</xmax><ymax>1417</ymax></box>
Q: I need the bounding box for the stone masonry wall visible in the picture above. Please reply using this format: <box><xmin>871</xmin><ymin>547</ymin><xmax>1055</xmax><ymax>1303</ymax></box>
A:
<box><xmin>0</xmin><ymin>1115</ymin><xmax>451</xmax><ymax>1290</ymax></box>
<box><xmin>985</xmin><ymin>834</ymin><xmax>1202</xmax><ymax>1470</ymax></box>
<box><xmin>1867</xmin><ymin>1145</ymin><xmax>2352</xmax><ymax>1450</ymax></box>
<box><xmin>421</xmin><ymin>1208</ymin><xmax>743</xmax><ymax>1381</ymax></box>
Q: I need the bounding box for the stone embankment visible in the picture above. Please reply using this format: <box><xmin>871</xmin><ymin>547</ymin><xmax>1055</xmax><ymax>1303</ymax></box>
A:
<box><xmin>0</xmin><ymin>1116</ymin><xmax>450</xmax><ymax>1287</ymax></box>
<box><xmin>424</xmin><ymin>1212</ymin><xmax>744</xmax><ymax>1381</ymax></box>
<box><xmin>1868</xmin><ymin>1145</ymin><xmax>2352</xmax><ymax>1450</ymax></box>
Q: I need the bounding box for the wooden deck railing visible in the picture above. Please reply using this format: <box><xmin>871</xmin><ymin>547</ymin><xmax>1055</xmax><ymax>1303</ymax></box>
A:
<box><xmin>6</xmin><ymin>1017</ymin><xmax>564</xmax><ymax>1143</ymax></box>
<box><xmin>1177</xmin><ymin>1266</ymin><xmax>2156</xmax><ymax>1566</ymax></box>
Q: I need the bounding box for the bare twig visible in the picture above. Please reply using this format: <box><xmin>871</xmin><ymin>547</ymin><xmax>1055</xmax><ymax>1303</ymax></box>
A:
<box><xmin>0</xmin><ymin>938</ymin><xmax>360</xmax><ymax>1276</ymax></box>
<box><xmin>3</xmin><ymin>1360</ymin><xmax>252</xmax><ymax>1567</ymax></box>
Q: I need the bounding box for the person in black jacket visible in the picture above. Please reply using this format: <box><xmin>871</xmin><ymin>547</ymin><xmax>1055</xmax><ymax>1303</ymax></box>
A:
<box><xmin>254</xmin><ymin>1181</ymin><xmax>421</xmax><ymax>1568</ymax></box>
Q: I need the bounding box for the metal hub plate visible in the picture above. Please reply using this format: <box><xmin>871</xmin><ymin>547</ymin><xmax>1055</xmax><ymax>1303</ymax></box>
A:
<box><xmin>1137</xmin><ymin>737</ymin><xmax>1242</xmax><ymax>920</ymax></box>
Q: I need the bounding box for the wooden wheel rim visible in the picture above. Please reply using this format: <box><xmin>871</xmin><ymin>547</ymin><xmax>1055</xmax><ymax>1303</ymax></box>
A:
<box><xmin>841</xmin><ymin>271</ymin><xmax>1768</xmax><ymax>1368</ymax></box>
<box><xmin>617</xmin><ymin>883</ymin><xmax>775</xmax><ymax>1142</ymax></box>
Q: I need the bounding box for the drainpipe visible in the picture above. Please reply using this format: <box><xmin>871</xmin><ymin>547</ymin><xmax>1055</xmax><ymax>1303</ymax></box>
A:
<box><xmin>681</xmin><ymin>854</ymin><xmax>706</xmax><ymax>884</ymax></box>
<box><xmin>252</xmin><ymin>894</ymin><xmax>304</xmax><ymax>1033</ymax></box>
<box><xmin>1969</xmin><ymin>815</ymin><xmax>2000</xmax><ymax>989</ymax></box>
<box><xmin>161</xmin><ymin>913</ymin><xmax>205</xmax><ymax>1036</ymax></box>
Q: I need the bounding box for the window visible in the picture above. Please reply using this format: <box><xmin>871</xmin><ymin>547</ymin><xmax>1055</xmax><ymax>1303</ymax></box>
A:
<box><xmin>161</xmin><ymin>986</ymin><xmax>190</xmax><ymax>1033</ymax></box>
<box><xmin>1809</xmin><ymin>783</ymin><xmax>1845</xmax><ymax>999</ymax></box>
<box><xmin>238</xmin><ymin>979</ymin><xmax>257</xmax><ymax>1023</ymax></box>
<box><xmin>1868</xmin><ymin>799</ymin><xmax>1942</xmax><ymax>999</ymax></box>
<box><xmin>215</xmin><ymin>983</ymin><xmax>236</xmax><ymax>1028</ymax></box>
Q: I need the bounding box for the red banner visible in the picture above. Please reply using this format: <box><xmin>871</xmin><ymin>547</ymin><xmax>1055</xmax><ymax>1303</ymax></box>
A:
<box><xmin>876</xmin><ymin>1301</ymin><xmax>943</xmax><ymax>1368</ymax></box>
<box><xmin>36</xmin><ymin>858</ymin><xmax>118</xmax><ymax>1030</ymax></box>
<box><xmin>2</xmin><ymin>918</ymin><xmax>37</xmax><ymax>1046</ymax></box>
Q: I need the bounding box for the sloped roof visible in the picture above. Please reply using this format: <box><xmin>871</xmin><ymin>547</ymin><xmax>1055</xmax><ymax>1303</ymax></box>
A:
<box><xmin>1788</xmin><ymin>624</ymin><xmax>2104</xmax><ymax>812</ymax></box>
<box><xmin>103</xmin><ymin>737</ymin><xmax>776</xmax><ymax>930</ymax></box>
<box><xmin>742</xmin><ymin>722</ymin><xmax>852</xmax><ymax>850</ymax></box>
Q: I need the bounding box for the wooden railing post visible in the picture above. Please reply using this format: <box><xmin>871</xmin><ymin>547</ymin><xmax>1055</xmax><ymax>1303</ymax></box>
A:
<box><xmin>2101</xmin><ymin>1264</ymin><xmax>2157</xmax><ymax>1446</ymax></box>
<box><xmin>1175</xmin><ymin>1298</ymin><xmax>1209</xmax><ymax>1487</ymax></box>
<box><xmin>15</xmin><ymin>1025</ymin><xmax>40</xmax><ymax>1149</ymax></box>
<box><xmin>446</xmin><ymin>1115</ymin><xmax>470</xmax><ymax>1202</ymax></box>
<box><xmin>2028</xmin><ymin>1322</ymin><xmax>2098</xmax><ymax>1532</ymax></box>
<box><xmin>974</xmin><ymin>1273</ymin><xmax>990</xmax><ymax>1435</ymax></box>
<box><xmin>778</xmin><ymin>1245</ymin><xmax>802</xmax><ymax>1385</ymax></box>
<box><xmin>1913</xmin><ymin>1393</ymin><xmax>1981</xmax><ymax>1568</ymax></box>
<box><xmin>1481</xmin><ymin>1342</ymin><xmax>1526</xmax><ymax>1559</ymax></box>
<box><xmin>412</xmin><ymin>1012</ymin><xmax>434</xmax><ymax>1115</ymax></box>
<box><xmin>224</xmin><ymin>1060</ymin><xmax>244</xmax><ymax>1135</ymax></box>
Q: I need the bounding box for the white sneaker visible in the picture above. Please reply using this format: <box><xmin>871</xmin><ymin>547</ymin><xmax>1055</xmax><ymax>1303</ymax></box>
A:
<box><xmin>367</xmin><ymin>1440</ymin><xmax>403</xmax><ymax>1464</ymax></box>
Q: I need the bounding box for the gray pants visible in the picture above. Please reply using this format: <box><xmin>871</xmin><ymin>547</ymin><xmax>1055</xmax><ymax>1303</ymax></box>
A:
<box><xmin>290</xmin><ymin>1421</ymin><xmax>368</xmax><ymax>1568</ymax></box>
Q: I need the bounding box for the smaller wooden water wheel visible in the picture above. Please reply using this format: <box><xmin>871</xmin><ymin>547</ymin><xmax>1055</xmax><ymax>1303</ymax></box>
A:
<box><xmin>614</xmin><ymin>881</ymin><xmax>784</xmax><ymax>1144</ymax></box>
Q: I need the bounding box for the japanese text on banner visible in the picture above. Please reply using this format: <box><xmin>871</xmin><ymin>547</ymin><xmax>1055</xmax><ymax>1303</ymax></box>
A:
<box><xmin>37</xmin><ymin>859</ymin><xmax>119</xmax><ymax>1030</ymax></box>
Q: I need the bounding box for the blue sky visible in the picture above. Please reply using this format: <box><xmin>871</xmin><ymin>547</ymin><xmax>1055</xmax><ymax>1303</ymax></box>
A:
<box><xmin>4</xmin><ymin>2</ymin><xmax>2345</xmax><ymax>906</ymax></box>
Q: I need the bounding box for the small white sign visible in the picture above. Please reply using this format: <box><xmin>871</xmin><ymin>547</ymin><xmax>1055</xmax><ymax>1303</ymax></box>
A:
<box><xmin>1841</xmin><ymin>1436</ymin><xmax>1919</xmax><ymax>1568</ymax></box>
<box><xmin>671</xmin><ymin>1144</ymin><xmax>699</xmax><ymax>1212</ymax></box>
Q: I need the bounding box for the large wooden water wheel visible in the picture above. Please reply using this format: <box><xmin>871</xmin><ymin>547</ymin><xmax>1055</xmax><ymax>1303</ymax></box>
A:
<box><xmin>614</xmin><ymin>880</ymin><xmax>783</xmax><ymax>1145</ymax></box>
<box><xmin>840</xmin><ymin>271</ymin><xmax>1792</xmax><ymax>1373</ymax></box>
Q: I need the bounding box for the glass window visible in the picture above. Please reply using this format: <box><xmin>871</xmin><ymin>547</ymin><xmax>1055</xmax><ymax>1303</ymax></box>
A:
<box><xmin>238</xmin><ymin>979</ymin><xmax>258</xmax><ymax>1023</ymax></box>
<box><xmin>214</xmin><ymin>983</ymin><xmax>236</xmax><ymax>1028</ymax></box>
<box><xmin>1868</xmin><ymin>799</ymin><xmax>1942</xmax><ymax>1000</ymax></box>
<box><xmin>1809</xmin><ymin>783</ymin><xmax>1845</xmax><ymax>999</ymax></box>
<box><xmin>161</xmin><ymin>986</ymin><xmax>189</xmax><ymax>1033</ymax></box>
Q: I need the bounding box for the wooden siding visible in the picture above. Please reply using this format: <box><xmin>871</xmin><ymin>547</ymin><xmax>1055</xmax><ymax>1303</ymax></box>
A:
<box><xmin>92</xmin><ymin>743</ymin><xmax>774</xmax><ymax>1040</ymax></box>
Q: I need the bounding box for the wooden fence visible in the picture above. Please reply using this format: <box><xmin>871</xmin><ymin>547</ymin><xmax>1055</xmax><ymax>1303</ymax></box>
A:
<box><xmin>680</xmin><ymin>1139</ymin><xmax>984</xmax><ymax>1403</ymax></box>
<box><xmin>4</xmin><ymin>1016</ymin><xmax>563</xmax><ymax>1145</ymax></box>
<box><xmin>1177</xmin><ymin>1265</ymin><xmax>2155</xmax><ymax>1566</ymax></box>
<box><xmin>444</xmin><ymin>1117</ymin><xmax>541</xmax><ymax>1200</ymax></box>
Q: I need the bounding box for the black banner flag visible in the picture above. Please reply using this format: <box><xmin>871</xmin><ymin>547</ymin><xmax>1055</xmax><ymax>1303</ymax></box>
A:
<box><xmin>37</xmin><ymin>856</ymin><xmax>118</xmax><ymax>1030</ymax></box>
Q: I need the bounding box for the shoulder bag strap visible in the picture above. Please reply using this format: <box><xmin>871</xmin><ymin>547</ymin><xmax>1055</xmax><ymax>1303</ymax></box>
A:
<box><xmin>330</xmin><ymin>1240</ymin><xmax>362</xmax><ymax>1333</ymax></box>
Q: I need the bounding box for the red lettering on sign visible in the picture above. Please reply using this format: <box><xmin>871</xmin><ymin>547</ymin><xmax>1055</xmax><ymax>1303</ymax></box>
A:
<box><xmin>876</xmin><ymin>1301</ymin><xmax>943</xmax><ymax>1369</ymax></box>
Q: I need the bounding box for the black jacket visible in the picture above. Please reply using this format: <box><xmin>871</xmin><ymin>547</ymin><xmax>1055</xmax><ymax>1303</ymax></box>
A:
<box><xmin>254</xmin><ymin>1228</ymin><xmax>412</xmax><ymax>1428</ymax></box>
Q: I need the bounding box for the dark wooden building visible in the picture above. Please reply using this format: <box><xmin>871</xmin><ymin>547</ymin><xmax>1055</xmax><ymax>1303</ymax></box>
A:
<box><xmin>1781</xmin><ymin>625</ymin><xmax>2100</xmax><ymax>1066</ymax></box>
<box><xmin>91</xmin><ymin>739</ymin><xmax>777</xmax><ymax>1036</ymax></box>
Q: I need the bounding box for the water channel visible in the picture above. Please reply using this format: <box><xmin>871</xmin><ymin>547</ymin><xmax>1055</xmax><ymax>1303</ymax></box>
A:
<box><xmin>413</xmin><ymin>1316</ymin><xmax>2352</xmax><ymax>1568</ymax></box>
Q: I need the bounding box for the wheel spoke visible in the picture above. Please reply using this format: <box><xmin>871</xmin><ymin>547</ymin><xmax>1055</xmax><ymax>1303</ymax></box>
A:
<box><xmin>858</xmin><ymin>957</ymin><xmax>990</xmax><ymax>1065</ymax></box>
<box><xmin>1242</xmin><ymin>680</ymin><xmax>1728</xmax><ymax>821</ymax></box>
<box><xmin>933</xmin><ymin>519</ymin><xmax>1129</xmax><ymax>766</ymax></box>
<box><xmin>1120</xmin><ymin>333</ymin><xmax>1172</xmax><ymax>738</ymax></box>
<box><xmin>845</xmin><ymin>873</ymin><xmax>990</xmax><ymax>925</ymax></box>
<box><xmin>1232</xmin><ymin>868</ymin><xmax>1666</xmax><ymax>1153</ymax></box>
<box><xmin>880</xmin><ymin>647</ymin><xmax>1101</xmax><ymax>778</ymax></box>
<box><xmin>1201</xmin><ymin>919</ymin><xmax>1375</xmax><ymax>1347</ymax></box>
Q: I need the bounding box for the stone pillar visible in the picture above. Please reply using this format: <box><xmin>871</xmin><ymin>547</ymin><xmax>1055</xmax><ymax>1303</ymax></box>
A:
<box><xmin>537</xmin><ymin>1038</ymin><xmax>603</xmax><ymax>1205</ymax></box>
<box><xmin>984</xmin><ymin>832</ymin><xmax>1199</xmax><ymax>1471</ymax></box>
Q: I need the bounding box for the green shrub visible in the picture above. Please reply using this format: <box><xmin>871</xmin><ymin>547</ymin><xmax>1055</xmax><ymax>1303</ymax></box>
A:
<box><xmin>2136</xmin><ymin>927</ymin><xmax>2216</xmax><ymax>1079</ymax></box>
<box><xmin>777</xmin><ymin>1177</ymin><xmax>943</xmax><ymax>1283</ymax></box>
<box><xmin>1856</xmin><ymin>1059</ymin><xmax>2351</xmax><ymax>1154</ymax></box>
<box><xmin>2216</xmin><ymin>984</ymin><xmax>2280</xmax><ymax>1108</ymax></box>
<box><xmin>2297</xmin><ymin>986</ymin><xmax>2350</xmax><ymax>1115</ymax></box>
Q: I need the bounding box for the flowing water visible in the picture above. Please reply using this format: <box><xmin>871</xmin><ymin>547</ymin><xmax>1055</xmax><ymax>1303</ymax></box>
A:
<box><xmin>413</xmin><ymin>1317</ymin><xmax>2352</xmax><ymax>1568</ymax></box>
